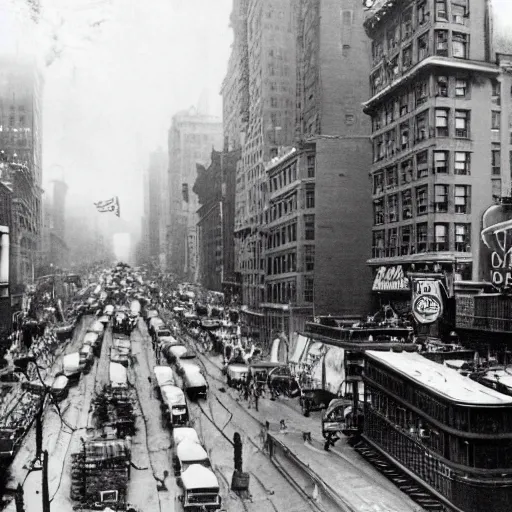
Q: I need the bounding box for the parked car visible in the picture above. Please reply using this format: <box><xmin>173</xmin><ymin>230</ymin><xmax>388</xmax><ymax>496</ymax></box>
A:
<box><xmin>268</xmin><ymin>365</ymin><xmax>300</xmax><ymax>397</ymax></box>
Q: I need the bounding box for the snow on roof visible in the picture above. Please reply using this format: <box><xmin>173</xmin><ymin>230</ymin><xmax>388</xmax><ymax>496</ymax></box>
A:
<box><xmin>177</xmin><ymin>440</ymin><xmax>208</xmax><ymax>462</ymax></box>
<box><xmin>169</xmin><ymin>346</ymin><xmax>188</xmax><ymax>357</ymax></box>
<box><xmin>161</xmin><ymin>385</ymin><xmax>185</xmax><ymax>406</ymax></box>
<box><xmin>367</xmin><ymin>351</ymin><xmax>512</xmax><ymax>406</ymax></box>
<box><xmin>90</xmin><ymin>321</ymin><xmax>104</xmax><ymax>332</ymax></box>
<box><xmin>481</xmin><ymin>369</ymin><xmax>512</xmax><ymax>389</ymax></box>
<box><xmin>181</xmin><ymin>464</ymin><xmax>218</xmax><ymax>490</ymax></box>
<box><xmin>109</xmin><ymin>362</ymin><xmax>127</xmax><ymax>386</ymax></box>
<box><xmin>154</xmin><ymin>366</ymin><xmax>175</xmax><ymax>387</ymax></box>
<box><xmin>173</xmin><ymin>427</ymin><xmax>199</xmax><ymax>446</ymax></box>
<box><xmin>84</xmin><ymin>332</ymin><xmax>99</xmax><ymax>343</ymax></box>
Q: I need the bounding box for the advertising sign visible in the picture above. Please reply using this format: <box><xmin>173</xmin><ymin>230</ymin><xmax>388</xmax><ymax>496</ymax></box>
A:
<box><xmin>412</xmin><ymin>279</ymin><xmax>444</xmax><ymax>324</ymax></box>
<box><xmin>481</xmin><ymin>202</ymin><xmax>512</xmax><ymax>289</ymax></box>
<box><xmin>372</xmin><ymin>265</ymin><xmax>410</xmax><ymax>292</ymax></box>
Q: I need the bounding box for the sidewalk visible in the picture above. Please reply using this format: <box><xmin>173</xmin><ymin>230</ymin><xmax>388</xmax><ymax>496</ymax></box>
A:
<box><xmin>190</xmin><ymin>343</ymin><xmax>421</xmax><ymax>512</ymax></box>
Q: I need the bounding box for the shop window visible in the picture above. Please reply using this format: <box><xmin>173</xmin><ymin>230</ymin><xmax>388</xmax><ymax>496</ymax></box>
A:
<box><xmin>388</xmin><ymin>194</ymin><xmax>399</xmax><ymax>222</ymax></box>
<box><xmin>402</xmin><ymin>190</ymin><xmax>413</xmax><ymax>219</ymax></box>
<box><xmin>415</xmin><ymin>111</ymin><xmax>428</xmax><ymax>142</ymax></box>
<box><xmin>418</xmin><ymin>32</ymin><xmax>429</xmax><ymax>61</ymax></box>
<box><xmin>434</xmin><ymin>184</ymin><xmax>448</xmax><ymax>213</ymax></box>
<box><xmin>416</xmin><ymin>150</ymin><xmax>429</xmax><ymax>178</ymax></box>
<box><xmin>374</xmin><ymin>199</ymin><xmax>384</xmax><ymax>225</ymax></box>
<box><xmin>436</xmin><ymin>75</ymin><xmax>448</xmax><ymax>97</ymax></box>
<box><xmin>416</xmin><ymin>186</ymin><xmax>428</xmax><ymax>215</ymax></box>
<box><xmin>492</xmin><ymin>147</ymin><xmax>501</xmax><ymax>175</ymax></box>
<box><xmin>452</xmin><ymin>33</ymin><xmax>468</xmax><ymax>58</ymax></box>
<box><xmin>454</xmin><ymin>152</ymin><xmax>470</xmax><ymax>175</ymax></box>
<box><xmin>416</xmin><ymin>223</ymin><xmax>428</xmax><ymax>252</ymax></box>
<box><xmin>435</xmin><ymin>30</ymin><xmax>448</xmax><ymax>56</ymax></box>
<box><xmin>455</xmin><ymin>78</ymin><xmax>469</xmax><ymax>97</ymax></box>
<box><xmin>304</xmin><ymin>214</ymin><xmax>315</xmax><ymax>240</ymax></box>
<box><xmin>435</xmin><ymin>0</ymin><xmax>447</xmax><ymax>20</ymax></box>
<box><xmin>400</xmin><ymin>224</ymin><xmax>412</xmax><ymax>254</ymax></box>
<box><xmin>454</xmin><ymin>185</ymin><xmax>470</xmax><ymax>213</ymax></box>
<box><xmin>455</xmin><ymin>224</ymin><xmax>470</xmax><ymax>252</ymax></box>
<box><xmin>373</xmin><ymin>230</ymin><xmax>385</xmax><ymax>258</ymax></box>
<box><xmin>455</xmin><ymin>110</ymin><xmax>469</xmax><ymax>138</ymax></box>
<box><xmin>435</xmin><ymin>109</ymin><xmax>449</xmax><ymax>137</ymax></box>
<box><xmin>492</xmin><ymin>111</ymin><xmax>501</xmax><ymax>131</ymax></box>
<box><xmin>434</xmin><ymin>150</ymin><xmax>448</xmax><ymax>173</ymax></box>
<box><xmin>373</xmin><ymin>172</ymin><xmax>384</xmax><ymax>194</ymax></box>
<box><xmin>434</xmin><ymin>224</ymin><xmax>448</xmax><ymax>251</ymax></box>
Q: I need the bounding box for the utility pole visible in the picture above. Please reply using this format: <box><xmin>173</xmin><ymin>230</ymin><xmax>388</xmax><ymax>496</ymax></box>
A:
<box><xmin>15</xmin><ymin>484</ymin><xmax>25</xmax><ymax>512</ymax></box>
<box><xmin>42</xmin><ymin>450</ymin><xmax>50</xmax><ymax>512</ymax></box>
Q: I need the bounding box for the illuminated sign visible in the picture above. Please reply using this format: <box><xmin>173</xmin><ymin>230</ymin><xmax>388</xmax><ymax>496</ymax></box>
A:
<box><xmin>372</xmin><ymin>265</ymin><xmax>410</xmax><ymax>291</ymax></box>
<box><xmin>412</xmin><ymin>279</ymin><xmax>444</xmax><ymax>324</ymax></box>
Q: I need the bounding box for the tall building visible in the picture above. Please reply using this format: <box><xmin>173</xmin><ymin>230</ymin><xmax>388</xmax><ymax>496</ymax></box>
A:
<box><xmin>0</xmin><ymin>56</ymin><xmax>43</xmax><ymax>303</ymax></box>
<box><xmin>141</xmin><ymin>149</ymin><xmax>167</xmax><ymax>266</ymax></box>
<box><xmin>231</xmin><ymin>0</ymin><xmax>298</xmax><ymax>339</ymax></box>
<box><xmin>166</xmin><ymin>108</ymin><xmax>222</xmax><ymax>281</ymax></box>
<box><xmin>363</xmin><ymin>0</ymin><xmax>512</xmax><ymax>334</ymax></box>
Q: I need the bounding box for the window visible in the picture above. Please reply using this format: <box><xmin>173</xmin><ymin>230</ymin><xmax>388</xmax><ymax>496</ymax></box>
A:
<box><xmin>436</xmin><ymin>75</ymin><xmax>448</xmax><ymax>97</ymax></box>
<box><xmin>374</xmin><ymin>199</ymin><xmax>384</xmax><ymax>225</ymax></box>
<box><xmin>417</xmin><ymin>223</ymin><xmax>428</xmax><ymax>252</ymax></box>
<box><xmin>305</xmin><ymin>246</ymin><xmax>315</xmax><ymax>271</ymax></box>
<box><xmin>452</xmin><ymin>2</ymin><xmax>468</xmax><ymax>24</ymax></box>
<box><xmin>455</xmin><ymin>152</ymin><xmax>470</xmax><ymax>175</ymax></box>
<box><xmin>455</xmin><ymin>78</ymin><xmax>469</xmax><ymax>97</ymax></box>
<box><xmin>385</xmin><ymin>129</ymin><xmax>396</xmax><ymax>157</ymax></box>
<box><xmin>492</xmin><ymin>111</ymin><xmax>501</xmax><ymax>131</ymax></box>
<box><xmin>417</xmin><ymin>1</ymin><xmax>430</xmax><ymax>25</ymax></box>
<box><xmin>390</xmin><ymin>55</ymin><xmax>400</xmax><ymax>78</ymax></box>
<box><xmin>373</xmin><ymin>230</ymin><xmax>385</xmax><ymax>258</ymax></box>
<box><xmin>372</xmin><ymin>113</ymin><xmax>382</xmax><ymax>132</ymax></box>
<box><xmin>418</xmin><ymin>32</ymin><xmax>429</xmax><ymax>61</ymax></box>
<box><xmin>401</xmin><ymin>159</ymin><xmax>413</xmax><ymax>184</ymax></box>
<box><xmin>492</xmin><ymin>147</ymin><xmax>501</xmax><ymax>175</ymax></box>
<box><xmin>434</xmin><ymin>224</ymin><xmax>448</xmax><ymax>251</ymax></box>
<box><xmin>434</xmin><ymin>184</ymin><xmax>448</xmax><ymax>213</ymax></box>
<box><xmin>415</xmin><ymin>111</ymin><xmax>428</xmax><ymax>142</ymax></box>
<box><xmin>307</xmin><ymin>155</ymin><xmax>315</xmax><ymax>177</ymax></box>
<box><xmin>415</xmin><ymin>80</ymin><xmax>429</xmax><ymax>106</ymax></box>
<box><xmin>416</xmin><ymin>186</ymin><xmax>428</xmax><ymax>215</ymax></box>
<box><xmin>373</xmin><ymin>172</ymin><xmax>384</xmax><ymax>194</ymax></box>
<box><xmin>304</xmin><ymin>214</ymin><xmax>315</xmax><ymax>240</ymax></box>
<box><xmin>454</xmin><ymin>185</ymin><xmax>470</xmax><ymax>213</ymax></box>
<box><xmin>455</xmin><ymin>224</ymin><xmax>470</xmax><ymax>252</ymax></box>
<box><xmin>400</xmin><ymin>224</ymin><xmax>412</xmax><ymax>255</ymax></box>
<box><xmin>402</xmin><ymin>9</ymin><xmax>413</xmax><ymax>40</ymax></box>
<box><xmin>388</xmin><ymin>228</ymin><xmax>398</xmax><ymax>256</ymax></box>
<box><xmin>455</xmin><ymin>110</ymin><xmax>469</xmax><ymax>137</ymax></box>
<box><xmin>400</xmin><ymin>122</ymin><xmax>410</xmax><ymax>149</ymax></box>
<box><xmin>435</xmin><ymin>109</ymin><xmax>449</xmax><ymax>137</ymax></box>
<box><xmin>435</xmin><ymin>30</ymin><xmax>449</xmax><ymax>55</ymax></box>
<box><xmin>385</xmin><ymin>166</ymin><xmax>398</xmax><ymax>188</ymax></box>
<box><xmin>387</xmin><ymin>25</ymin><xmax>399</xmax><ymax>51</ymax></box>
<box><xmin>388</xmin><ymin>194</ymin><xmax>399</xmax><ymax>222</ymax></box>
<box><xmin>434</xmin><ymin>151</ymin><xmax>448</xmax><ymax>173</ymax></box>
<box><xmin>492</xmin><ymin>79</ymin><xmax>501</xmax><ymax>105</ymax></box>
<box><xmin>385</xmin><ymin>102</ymin><xmax>394</xmax><ymax>125</ymax></box>
<box><xmin>402</xmin><ymin>45</ymin><xmax>413</xmax><ymax>70</ymax></box>
<box><xmin>452</xmin><ymin>33</ymin><xmax>468</xmax><ymax>58</ymax></box>
<box><xmin>416</xmin><ymin>151</ymin><xmax>429</xmax><ymax>178</ymax></box>
<box><xmin>271</xmin><ymin>97</ymin><xmax>278</xmax><ymax>108</ymax></box>
<box><xmin>435</xmin><ymin>0</ymin><xmax>447</xmax><ymax>20</ymax></box>
<box><xmin>402</xmin><ymin>190</ymin><xmax>413</xmax><ymax>219</ymax></box>
<box><xmin>304</xmin><ymin>277</ymin><xmax>314</xmax><ymax>302</ymax></box>
<box><xmin>399</xmin><ymin>93</ymin><xmax>409</xmax><ymax>116</ymax></box>
<box><xmin>305</xmin><ymin>186</ymin><xmax>315</xmax><ymax>208</ymax></box>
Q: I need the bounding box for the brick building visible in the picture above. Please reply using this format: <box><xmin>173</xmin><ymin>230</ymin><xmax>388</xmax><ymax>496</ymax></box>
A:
<box><xmin>363</xmin><ymin>0</ymin><xmax>512</xmax><ymax>334</ymax></box>
<box><xmin>166</xmin><ymin>109</ymin><xmax>222</xmax><ymax>281</ymax></box>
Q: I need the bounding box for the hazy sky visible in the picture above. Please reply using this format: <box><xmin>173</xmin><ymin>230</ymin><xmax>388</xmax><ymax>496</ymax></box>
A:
<box><xmin>0</xmin><ymin>0</ymin><xmax>233</xmax><ymax>226</ymax></box>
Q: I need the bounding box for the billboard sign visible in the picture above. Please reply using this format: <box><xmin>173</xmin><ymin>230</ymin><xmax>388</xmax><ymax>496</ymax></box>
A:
<box><xmin>412</xmin><ymin>279</ymin><xmax>444</xmax><ymax>324</ymax></box>
<box><xmin>372</xmin><ymin>265</ymin><xmax>410</xmax><ymax>292</ymax></box>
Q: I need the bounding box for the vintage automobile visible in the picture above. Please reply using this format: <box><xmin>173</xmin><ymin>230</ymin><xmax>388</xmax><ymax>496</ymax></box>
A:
<box><xmin>79</xmin><ymin>344</ymin><xmax>94</xmax><ymax>372</ymax></box>
<box><xmin>83</xmin><ymin>332</ymin><xmax>101</xmax><ymax>357</ymax></box>
<box><xmin>161</xmin><ymin>384</ymin><xmax>189</xmax><ymax>427</ymax></box>
<box><xmin>154</xmin><ymin>326</ymin><xmax>176</xmax><ymax>344</ymax></box>
<box><xmin>226</xmin><ymin>363</ymin><xmax>248</xmax><ymax>387</ymax></box>
<box><xmin>148</xmin><ymin>317</ymin><xmax>165</xmax><ymax>337</ymax></box>
<box><xmin>22</xmin><ymin>374</ymin><xmax>70</xmax><ymax>401</ymax></box>
<box><xmin>113</xmin><ymin>336</ymin><xmax>131</xmax><ymax>355</ymax></box>
<box><xmin>163</xmin><ymin>344</ymin><xmax>188</xmax><ymax>364</ymax></box>
<box><xmin>88</xmin><ymin>320</ymin><xmax>105</xmax><ymax>336</ymax></box>
<box><xmin>97</xmin><ymin>315</ymin><xmax>110</xmax><ymax>327</ymax></box>
<box><xmin>154</xmin><ymin>365</ymin><xmax>176</xmax><ymax>389</ymax></box>
<box><xmin>321</xmin><ymin>398</ymin><xmax>364</xmax><ymax>442</ymax></box>
<box><xmin>172</xmin><ymin>427</ymin><xmax>200</xmax><ymax>447</ymax></box>
<box><xmin>177</xmin><ymin>464</ymin><xmax>222</xmax><ymax>511</ymax></box>
<box><xmin>103</xmin><ymin>304</ymin><xmax>115</xmax><ymax>317</ymax></box>
<box><xmin>267</xmin><ymin>365</ymin><xmax>300</xmax><ymax>397</ymax></box>
<box><xmin>144</xmin><ymin>309</ymin><xmax>159</xmax><ymax>325</ymax></box>
<box><xmin>173</xmin><ymin>439</ymin><xmax>210</xmax><ymax>476</ymax></box>
<box><xmin>130</xmin><ymin>300</ymin><xmax>141</xmax><ymax>316</ymax></box>
<box><xmin>248</xmin><ymin>361</ymin><xmax>287</xmax><ymax>388</ymax></box>
<box><xmin>110</xmin><ymin>346</ymin><xmax>130</xmax><ymax>367</ymax></box>
<box><xmin>60</xmin><ymin>352</ymin><xmax>86</xmax><ymax>383</ymax></box>
<box><xmin>109</xmin><ymin>362</ymin><xmax>128</xmax><ymax>391</ymax></box>
<box><xmin>180</xmin><ymin>363</ymin><xmax>208</xmax><ymax>400</ymax></box>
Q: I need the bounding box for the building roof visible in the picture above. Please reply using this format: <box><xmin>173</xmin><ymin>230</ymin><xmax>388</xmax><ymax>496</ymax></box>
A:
<box><xmin>366</xmin><ymin>351</ymin><xmax>512</xmax><ymax>406</ymax></box>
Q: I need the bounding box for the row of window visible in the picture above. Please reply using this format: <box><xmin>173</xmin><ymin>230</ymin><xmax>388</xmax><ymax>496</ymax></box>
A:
<box><xmin>372</xmin><ymin>0</ymin><xmax>468</xmax><ymax>65</ymax></box>
<box><xmin>373</xmin><ymin>107</ymin><xmax>471</xmax><ymax>163</ymax></box>
<box><xmin>374</xmin><ymin>183</ymin><xmax>471</xmax><ymax>226</ymax></box>
<box><xmin>371</xmin><ymin>74</ymin><xmax>477</xmax><ymax>133</ymax></box>
<box><xmin>267</xmin><ymin>221</ymin><xmax>297</xmax><ymax>249</ymax></box>
<box><xmin>372</xmin><ymin>222</ymin><xmax>470</xmax><ymax>258</ymax></box>
<box><xmin>266</xmin><ymin>245</ymin><xmax>315</xmax><ymax>276</ymax></box>
<box><xmin>373</xmin><ymin>150</ymin><xmax>472</xmax><ymax>193</ymax></box>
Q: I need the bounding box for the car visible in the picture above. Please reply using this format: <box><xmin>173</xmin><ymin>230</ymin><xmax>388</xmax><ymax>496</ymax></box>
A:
<box><xmin>268</xmin><ymin>365</ymin><xmax>300</xmax><ymax>397</ymax></box>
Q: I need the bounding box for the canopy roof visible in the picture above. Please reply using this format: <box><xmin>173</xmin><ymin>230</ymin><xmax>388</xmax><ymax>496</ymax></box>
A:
<box><xmin>176</xmin><ymin>440</ymin><xmax>208</xmax><ymax>462</ymax></box>
<box><xmin>181</xmin><ymin>464</ymin><xmax>218</xmax><ymax>490</ymax></box>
